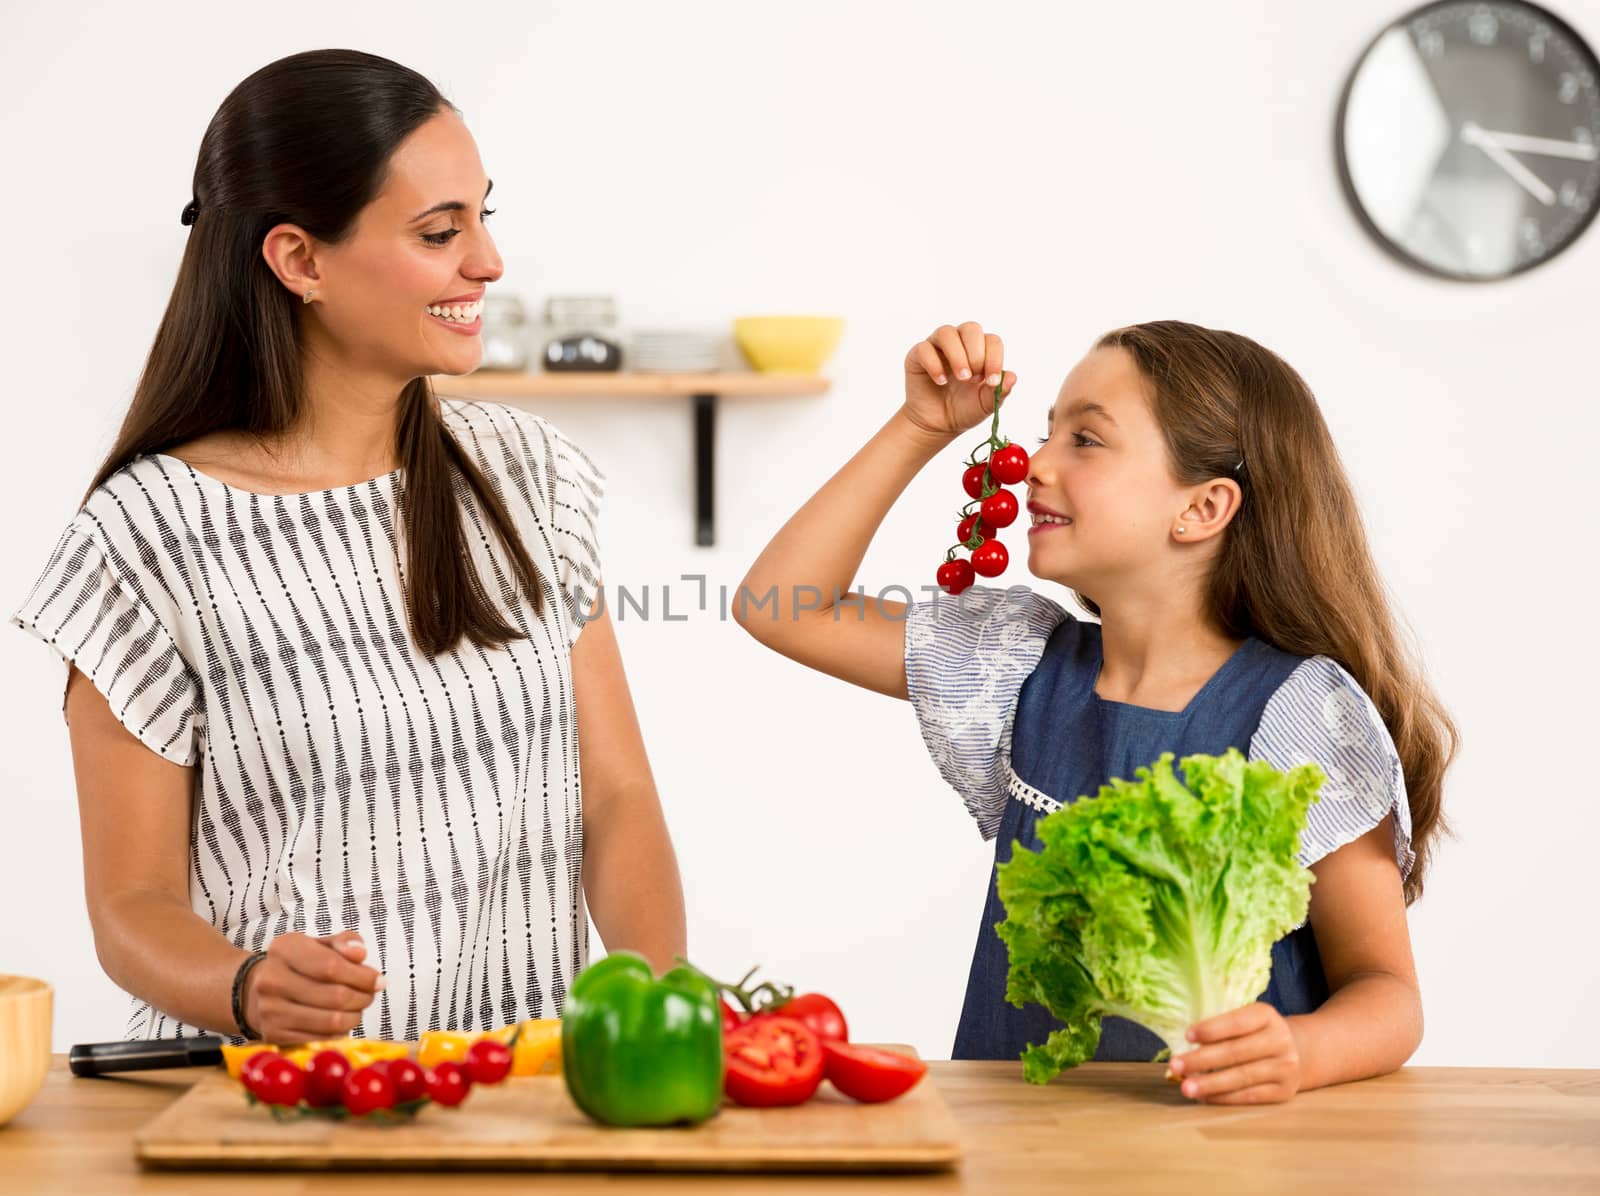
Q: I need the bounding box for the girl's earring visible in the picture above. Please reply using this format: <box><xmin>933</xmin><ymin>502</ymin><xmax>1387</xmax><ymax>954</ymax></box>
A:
<box><xmin>1176</xmin><ymin>526</ymin><xmax>1186</xmax><ymax>535</ymax></box>
<box><xmin>303</xmin><ymin>289</ymin><xmax>315</xmax><ymax>304</ymax></box>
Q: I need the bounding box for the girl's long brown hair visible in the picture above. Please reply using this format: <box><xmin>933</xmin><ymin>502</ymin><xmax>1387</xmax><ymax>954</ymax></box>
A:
<box><xmin>84</xmin><ymin>49</ymin><xmax>543</xmax><ymax>655</ymax></box>
<box><xmin>1081</xmin><ymin>321</ymin><xmax>1456</xmax><ymax>904</ymax></box>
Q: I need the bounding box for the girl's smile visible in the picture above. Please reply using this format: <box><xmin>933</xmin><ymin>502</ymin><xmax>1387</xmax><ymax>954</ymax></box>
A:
<box><xmin>1026</xmin><ymin>500</ymin><xmax>1073</xmax><ymax>534</ymax></box>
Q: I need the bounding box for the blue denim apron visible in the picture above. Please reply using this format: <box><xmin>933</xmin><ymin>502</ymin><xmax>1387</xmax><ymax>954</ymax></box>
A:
<box><xmin>952</xmin><ymin>618</ymin><xmax>1330</xmax><ymax>1062</ymax></box>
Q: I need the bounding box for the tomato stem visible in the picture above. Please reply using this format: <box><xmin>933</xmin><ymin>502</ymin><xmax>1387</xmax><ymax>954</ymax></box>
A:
<box><xmin>945</xmin><ymin>378</ymin><xmax>1009</xmax><ymax>579</ymax></box>
<box><xmin>677</xmin><ymin>957</ymin><xmax>795</xmax><ymax>1015</ymax></box>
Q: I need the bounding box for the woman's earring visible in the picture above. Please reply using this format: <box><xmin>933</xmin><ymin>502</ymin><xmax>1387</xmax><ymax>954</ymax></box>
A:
<box><xmin>1176</xmin><ymin>526</ymin><xmax>1186</xmax><ymax>534</ymax></box>
<box><xmin>303</xmin><ymin>289</ymin><xmax>315</xmax><ymax>304</ymax></box>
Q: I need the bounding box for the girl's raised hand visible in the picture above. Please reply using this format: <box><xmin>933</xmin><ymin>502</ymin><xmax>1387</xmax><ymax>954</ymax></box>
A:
<box><xmin>901</xmin><ymin>321</ymin><xmax>1018</xmax><ymax>442</ymax></box>
<box><xmin>1167</xmin><ymin>1001</ymin><xmax>1304</xmax><ymax>1105</ymax></box>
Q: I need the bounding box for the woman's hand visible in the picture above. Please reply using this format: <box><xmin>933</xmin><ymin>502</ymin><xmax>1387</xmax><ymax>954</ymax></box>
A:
<box><xmin>1168</xmin><ymin>1002</ymin><xmax>1303</xmax><ymax>1104</ymax></box>
<box><xmin>900</xmin><ymin>321</ymin><xmax>1017</xmax><ymax>443</ymax></box>
<box><xmin>241</xmin><ymin>931</ymin><xmax>385</xmax><ymax>1043</ymax></box>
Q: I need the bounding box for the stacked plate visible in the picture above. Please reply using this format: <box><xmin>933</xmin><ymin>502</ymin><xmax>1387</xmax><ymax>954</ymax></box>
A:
<box><xmin>629</xmin><ymin>329</ymin><xmax>724</xmax><ymax>373</ymax></box>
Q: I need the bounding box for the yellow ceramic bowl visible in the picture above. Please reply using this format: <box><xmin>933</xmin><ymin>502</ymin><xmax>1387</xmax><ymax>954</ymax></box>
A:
<box><xmin>0</xmin><ymin>975</ymin><xmax>52</xmax><ymax>1128</ymax></box>
<box><xmin>733</xmin><ymin>316</ymin><xmax>844</xmax><ymax>375</ymax></box>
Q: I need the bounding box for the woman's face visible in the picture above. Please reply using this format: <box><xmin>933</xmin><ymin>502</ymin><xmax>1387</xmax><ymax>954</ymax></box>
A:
<box><xmin>302</xmin><ymin>108</ymin><xmax>503</xmax><ymax>382</ymax></box>
<box><xmin>1023</xmin><ymin>346</ymin><xmax>1197</xmax><ymax>601</ymax></box>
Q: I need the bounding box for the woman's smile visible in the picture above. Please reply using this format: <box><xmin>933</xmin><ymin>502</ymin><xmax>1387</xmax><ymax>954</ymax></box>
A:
<box><xmin>426</xmin><ymin>292</ymin><xmax>484</xmax><ymax>335</ymax></box>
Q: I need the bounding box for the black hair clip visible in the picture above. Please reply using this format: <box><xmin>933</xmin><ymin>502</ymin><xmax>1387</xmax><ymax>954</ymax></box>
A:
<box><xmin>180</xmin><ymin>199</ymin><xmax>200</xmax><ymax>226</ymax></box>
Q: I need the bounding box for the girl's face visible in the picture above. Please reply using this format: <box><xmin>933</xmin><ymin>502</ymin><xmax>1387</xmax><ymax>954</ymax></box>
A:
<box><xmin>300</xmin><ymin>109</ymin><xmax>503</xmax><ymax>382</ymax></box>
<box><xmin>1024</xmin><ymin>346</ymin><xmax>1201</xmax><ymax>602</ymax></box>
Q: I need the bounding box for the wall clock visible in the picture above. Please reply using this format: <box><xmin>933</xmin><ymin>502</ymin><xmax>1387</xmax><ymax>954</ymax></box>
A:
<box><xmin>1337</xmin><ymin>1</ymin><xmax>1600</xmax><ymax>279</ymax></box>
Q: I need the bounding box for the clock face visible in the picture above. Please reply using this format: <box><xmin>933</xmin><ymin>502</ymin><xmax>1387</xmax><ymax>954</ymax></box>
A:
<box><xmin>1337</xmin><ymin>1</ymin><xmax>1600</xmax><ymax>279</ymax></box>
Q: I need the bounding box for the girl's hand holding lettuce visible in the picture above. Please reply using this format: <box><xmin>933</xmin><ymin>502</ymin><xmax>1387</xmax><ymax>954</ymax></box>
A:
<box><xmin>996</xmin><ymin>749</ymin><xmax>1323</xmax><ymax>1085</ymax></box>
<box><xmin>1169</xmin><ymin>997</ymin><xmax>1304</xmax><ymax>1103</ymax></box>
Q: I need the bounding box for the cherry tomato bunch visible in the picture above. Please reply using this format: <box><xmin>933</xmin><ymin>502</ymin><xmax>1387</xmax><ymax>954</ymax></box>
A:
<box><xmin>689</xmin><ymin>960</ymin><xmax>928</xmax><ymax>1107</ymax></box>
<box><xmin>937</xmin><ymin>378</ymin><xmax>1030</xmax><ymax>596</ymax></box>
<box><xmin>237</xmin><ymin>1035</ymin><xmax>515</xmax><ymax>1121</ymax></box>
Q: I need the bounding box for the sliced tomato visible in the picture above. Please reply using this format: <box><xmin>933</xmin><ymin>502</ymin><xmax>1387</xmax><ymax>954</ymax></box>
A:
<box><xmin>773</xmin><ymin>992</ymin><xmax>848</xmax><ymax>1043</ymax></box>
<box><xmin>822</xmin><ymin>1040</ymin><xmax>927</xmax><ymax>1103</ymax></box>
<box><xmin>719</xmin><ymin>997</ymin><xmax>746</xmax><ymax>1034</ymax></box>
<box><xmin>723</xmin><ymin>1016</ymin><xmax>824</xmax><ymax>1107</ymax></box>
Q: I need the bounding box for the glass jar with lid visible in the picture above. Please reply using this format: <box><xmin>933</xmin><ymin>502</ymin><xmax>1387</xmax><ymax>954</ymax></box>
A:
<box><xmin>477</xmin><ymin>293</ymin><xmax>531</xmax><ymax>371</ymax></box>
<box><xmin>543</xmin><ymin>295</ymin><xmax>624</xmax><ymax>372</ymax></box>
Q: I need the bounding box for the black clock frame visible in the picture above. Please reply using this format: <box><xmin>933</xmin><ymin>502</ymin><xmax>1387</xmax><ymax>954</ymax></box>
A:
<box><xmin>1334</xmin><ymin>0</ymin><xmax>1600</xmax><ymax>281</ymax></box>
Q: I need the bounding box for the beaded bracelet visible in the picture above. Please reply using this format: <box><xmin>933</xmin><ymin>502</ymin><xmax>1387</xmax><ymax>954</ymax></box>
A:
<box><xmin>231</xmin><ymin>951</ymin><xmax>269</xmax><ymax>1040</ymax></box>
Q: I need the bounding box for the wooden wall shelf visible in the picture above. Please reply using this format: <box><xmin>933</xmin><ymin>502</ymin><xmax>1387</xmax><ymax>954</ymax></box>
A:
<box><xmin>430</xmin><ymin>371</ymin><xmax>832</xmax><ymax>545</ymax></box>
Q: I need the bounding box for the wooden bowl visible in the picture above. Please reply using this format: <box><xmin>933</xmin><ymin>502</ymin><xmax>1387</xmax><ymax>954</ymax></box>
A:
<box><xmin>0</xmin><ymin>976</ymin><xmax>52</xmax><ymax>1127</ymax></box>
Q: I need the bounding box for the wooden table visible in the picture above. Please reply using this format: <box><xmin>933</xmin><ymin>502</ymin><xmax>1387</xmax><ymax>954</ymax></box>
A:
<box><xmin>4</xmin><ymin>1056</ymin><xmax>1597</xmax><ymax>1194</ymax></box>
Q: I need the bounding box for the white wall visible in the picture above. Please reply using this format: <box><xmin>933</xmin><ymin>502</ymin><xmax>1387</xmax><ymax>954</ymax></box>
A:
<box><xmin>3</xmin><ymin>0</ymin><xmax>1596</xmax><ymax>1067</ymax></box>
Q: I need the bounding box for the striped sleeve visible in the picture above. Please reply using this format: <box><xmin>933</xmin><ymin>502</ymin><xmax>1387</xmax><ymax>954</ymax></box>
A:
<box><xmin>904</xmin><ymin>584</ymin><xmax>1071</xmax><ymax>840</ymax></box>
<box><xmin>534</xmin><ymin>420</ymin><xmax>606</xmax><ymax>647</ymax></box>
<box><xmin>9</xmin><ymin>520</ymin><xmax>203</xmax><ymax>766</ymax></box>
<box><xmin>1249</xmin><ymin>656</ymin><xmax>1414</xmax><ymax>882</ymax></box>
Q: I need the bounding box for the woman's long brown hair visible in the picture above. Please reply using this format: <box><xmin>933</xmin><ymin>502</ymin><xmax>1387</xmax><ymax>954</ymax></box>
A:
<box><xmin>1079</xmin><ymin>321</ymin><xmax>1456</xmax><ymax>904</ymax></box>
<box><xmin>83</xmin><ymin>49</ymin><xmax>543</xmax><ymax>655</ymax></box>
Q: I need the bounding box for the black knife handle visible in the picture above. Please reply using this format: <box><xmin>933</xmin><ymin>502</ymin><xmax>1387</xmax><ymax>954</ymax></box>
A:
<box><xmin>68</xmin><ymin>1035</ymin><xmax>225</xmax><ymax>1076</ymax></box>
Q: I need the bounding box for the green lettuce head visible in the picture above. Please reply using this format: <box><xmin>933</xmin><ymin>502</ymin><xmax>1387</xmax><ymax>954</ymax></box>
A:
<box><xmin>996</xmin><ymin>748</ymin><xmax>1323</xmax><ymax>1084</ymax></box>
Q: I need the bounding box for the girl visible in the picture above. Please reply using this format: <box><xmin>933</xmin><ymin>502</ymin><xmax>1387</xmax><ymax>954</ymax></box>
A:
<box><xmin>10</xmin><ymin>50</ymin><xmax>684</xmax><ymax>1044</ymax></box>
<box><xmin>737</xmin><ymin>320</ymin><xmax>1455</xmax><ymax>1104</ymax></box>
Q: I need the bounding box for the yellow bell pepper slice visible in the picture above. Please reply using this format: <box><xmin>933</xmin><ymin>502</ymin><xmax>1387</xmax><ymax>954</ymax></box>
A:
<box><xmin>344</xmin><ymin>1039</ymin><xmax>410</xmax><ymax>1068</ymax></box>
<box><xmin>416</xmin><ymin>1030</ymin><xmax>477</xmax><ymax>1069</ymax></box>
<box><xmin>510</xmin><ymin>1019</ymin><xmax>563</xmax><ymax>1076</ymax></box>
<box><xmin>224</xmin><ymin>1037</ymin><xmax>422</xmax><ymax>1082</ymax></box>
<box><xmin>276</xmin><ymin>1039</ymin><xmax>359</xmax><ymax>1069</ymax></box>
<box><xmin>221</xmin><ymin>1042</ymin><xmax>279</xmax><ymax>1081</ymax></box>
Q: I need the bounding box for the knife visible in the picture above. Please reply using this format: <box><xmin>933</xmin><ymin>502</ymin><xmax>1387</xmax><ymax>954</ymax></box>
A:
<box><xmin>69</xmin><ymin>1035</ymin><xmax>225</xmax><ymax>1077</ymax></box>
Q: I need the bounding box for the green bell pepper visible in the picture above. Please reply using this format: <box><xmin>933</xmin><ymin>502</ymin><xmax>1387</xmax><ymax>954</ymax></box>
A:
<box><xmin>561</xmin><ymin>950</ymin><xmax>724</xmax><ymax>1127</ymax></box>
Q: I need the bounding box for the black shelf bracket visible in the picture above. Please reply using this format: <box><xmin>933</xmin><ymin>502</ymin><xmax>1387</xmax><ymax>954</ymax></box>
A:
<box><xmin>693</xmin><ymin>392</ymin><xmax>717</xmax><ymax>547</ymax></box>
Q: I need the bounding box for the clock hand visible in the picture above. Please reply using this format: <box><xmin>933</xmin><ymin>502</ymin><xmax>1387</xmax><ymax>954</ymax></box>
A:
<box><xmin>1461</xmin><ymin>122</ymin><xmax>1557</xmax><ymax>205</ymax></box>
<box><xmin>1464</xmin><ymin>126</ymin><xmax>1598</xmax><ymax>161</ymax></box>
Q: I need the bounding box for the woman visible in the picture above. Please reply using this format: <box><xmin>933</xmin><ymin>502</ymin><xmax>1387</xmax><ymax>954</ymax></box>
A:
<box><xmin>9</xmin><ymin>49</ymin><xmax>684</xmax><ymax>1044</ymax></box>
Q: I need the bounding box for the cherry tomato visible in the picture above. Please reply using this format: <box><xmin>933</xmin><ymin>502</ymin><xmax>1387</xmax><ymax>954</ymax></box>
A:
<box><xmin>956</xmin><ymin>514</ymin><xmax>994</xmax><ymax>546</ymax></box>
<box><xmin>961</xmin><ymin>463</ymin><xmax>991</xmax><ymax>500</ymax></box>
<box><xmin>822</xmin><ymin>1040</ymin><xmax>928</xmax><ymax>1103</ymax></box>
<box><xmin>988</xmin><ymin>443</ymin><xmax>1030</xmax><ymax>485</ymax></box>
<box><xmin>720</xmin><ymin>997</ymin><xmax>746</xmax><ymax>1034</ymax></box>
<box><xmin>253</xmin><ymin>1055</ymin><xmax>308</xmax><ymax>1107</ymax></box>
<box><xmin>979</xmin><ymin>489</ymin><xmax>1019</xmax><ymax>529</ymax></box>
<box><xmin>239</xmin><ymin>1048</ymin><xmax>280</xmax><ymax>1094</ymax></box>
<box><xmin>462</xmin><ymin>1038</ymin><xmax>513</xmax><ymax>1085</ymax></box>
<box><xmin>425</xmin><ymin>1061</ymin><xmax>471</xmax><ymax>1107</ymax></box>
<box><xmin>341</xmin><ymin>1065</ymin><xmax>397</xmax><ymax>1117</ymax></box>
<box><xmin>936</xmin><ymin>558</ymin><xmax>974</xmax><ymax>596</ymax></box>
<box><xmin>303</xmin><ymin>1049</ymin><xmax>352</xmax><ymax>1108</ymax></box>
<box><xmin>971</xmin><ymin>539</ymin><xmax>1009</xmax><ymax>578</ymax></box>
<box><xmin>375</xmin><ymin>1056</ymin><xmax>427</xmax><ymax>1104</ymax></box>
<box><xmin>723</xmin><ymin>1015</ymin><xmax>825</xmax><ymax>1107</ymax></box>
<box><xmin>774</xmin><ymin>993</ymin><xmax>848</xmax><ymax>1043</ymax></box>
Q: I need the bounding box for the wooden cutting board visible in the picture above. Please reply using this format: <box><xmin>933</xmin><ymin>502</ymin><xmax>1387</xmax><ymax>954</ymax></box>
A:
<box><xmin>134</xmin><ymin>1045</ymin><xmax>963</xmax><ymax>1173</ymax></box>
